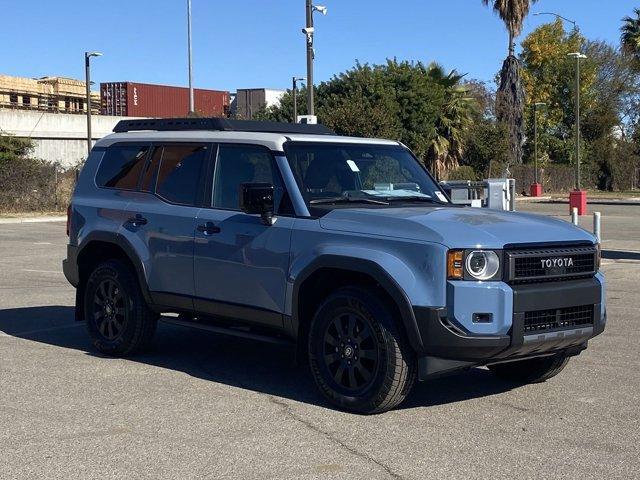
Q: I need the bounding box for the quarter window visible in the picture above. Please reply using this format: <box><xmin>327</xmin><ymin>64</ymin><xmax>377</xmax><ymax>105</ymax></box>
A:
<box><xmin>155</xmin><ymin>144</ymin><xmax>208</xmax><ymax>205</ymax></box>
<box><xmin>95</xmin><ymin>144</ymin><xmax>149</xmax><ymax>190</ymax></box>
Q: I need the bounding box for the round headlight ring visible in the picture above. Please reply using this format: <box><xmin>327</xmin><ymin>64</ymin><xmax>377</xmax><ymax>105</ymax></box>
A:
<box><xmin>465</xmin><ymin>250</ymin><xmax>500</xmax><ymax>280</ymax></box>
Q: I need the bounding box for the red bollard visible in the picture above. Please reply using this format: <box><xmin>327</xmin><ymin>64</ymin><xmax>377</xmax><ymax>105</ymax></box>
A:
<box><xmin>569</xmin><ymin>190</ymin><xmax>587</xmax><ymax>216</ymax></box>
<box><xmin>530</xmin><ymin>183</ymin><xmax>543</xmax><ymax>197</ymax></box>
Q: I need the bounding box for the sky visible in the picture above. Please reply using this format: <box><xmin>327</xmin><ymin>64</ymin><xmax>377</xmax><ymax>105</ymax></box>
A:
<box><xmin>0</xmin><ymin>0</ymin><xmax>637</xmax><ymax>93</ymax></box>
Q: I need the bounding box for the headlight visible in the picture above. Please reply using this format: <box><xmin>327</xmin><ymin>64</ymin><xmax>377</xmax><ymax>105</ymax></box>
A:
<box><xmin>448</xmin><ymin>249</ymin><xmax>502</xmax><ymax>281</ymax></box>
<box><xmin>465</xmin><ymin>250</ymin><xmax>500</xmax><ymax>280</ymax></box>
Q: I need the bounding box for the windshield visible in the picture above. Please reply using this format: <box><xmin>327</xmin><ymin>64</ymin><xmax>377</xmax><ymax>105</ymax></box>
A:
<box><xmin>284</xmin><ymin>142</ymin><xmax>448</xmax><ymax>207</ymax></box>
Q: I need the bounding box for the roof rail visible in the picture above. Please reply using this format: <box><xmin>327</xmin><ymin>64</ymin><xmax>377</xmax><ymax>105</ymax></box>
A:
<box><xmin>112</xmin><ymin>117</ymin><xmax>335</xmax><ymax>135</ymax></box>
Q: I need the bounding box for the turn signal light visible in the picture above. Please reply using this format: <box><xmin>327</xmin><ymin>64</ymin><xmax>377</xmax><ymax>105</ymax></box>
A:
<box><xmin>447</xmin><ymin>250</ymin><xmax>464</xmax><ymax>279</ymax></box>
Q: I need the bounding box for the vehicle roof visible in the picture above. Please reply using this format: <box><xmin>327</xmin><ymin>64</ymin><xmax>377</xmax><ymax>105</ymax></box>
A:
<box><xmin>94</xmin><ymin>130</ymin><xmax>400</xmax><ymax>152</ymax></box>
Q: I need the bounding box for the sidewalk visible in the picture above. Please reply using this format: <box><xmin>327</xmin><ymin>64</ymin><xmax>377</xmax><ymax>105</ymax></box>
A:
<box><xmin>0</xmin><ymin>215</ymin><xmax>66</xmax><ymax>224</ymax></box>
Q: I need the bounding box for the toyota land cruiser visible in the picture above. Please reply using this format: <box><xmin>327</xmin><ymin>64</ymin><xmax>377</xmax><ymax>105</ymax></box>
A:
<box><xmin>63</xmin><ymin>118</ymin><xmax>606</xmax><ymax>413</ymax></box>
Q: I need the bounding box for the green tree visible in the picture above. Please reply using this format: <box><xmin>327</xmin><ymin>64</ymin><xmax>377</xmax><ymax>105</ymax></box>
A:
<box><xmin>0</xmin><ymin>131</ymin><xmax>34</xmax><ymax>163</ymax></box>
<box><xmin>621</xmin><ymin>8</ymin><xmax>640</xmax><ymax>66</ymax></box>
<box><xmin>520</xmin><ymin>20</ymin><xmax>596</xmax><ymax>164</ymax></box>
<box><xmin>482</xmin><ymin>0</ymin><xmax>538</xmax><ymax>166</ymax></box>
<box><xmin>425</xmin><ymin>64</ymin><xmax>478</xmax><ymax>179</ymax></box>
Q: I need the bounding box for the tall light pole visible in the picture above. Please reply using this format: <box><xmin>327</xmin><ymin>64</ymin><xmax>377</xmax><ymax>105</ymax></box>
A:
<box><xmin>532</xmin><ymin>102</ymin><xmax>546</xmax><ymax>190</ymax></box>
<box><xmin>85</xmin><ymin>51</ymin><xmax>102</xmax><ymax>156</ymax></box>
<box><xmin>292</xmin><ymin>76</ymin><xmax>305</xmax><ymax>123</ymax></box>
<box><xmin>187</xmin><ymin>0</ymin><xmax>194</xmax><ymax>115</ymax></box>
<box><xmin>533</xmin><ymin>12</ymin><xmax>578</xmax><ymax>31</ymax></box>
<box><xmin>303</xmin><ymin>2</ymin><xmax>327</xmax><ymax>117</ymax></box>
<box><xmin>568</xmin><ymin>52</ymin><xmax>587</xmax><ymax>191</ymax></box>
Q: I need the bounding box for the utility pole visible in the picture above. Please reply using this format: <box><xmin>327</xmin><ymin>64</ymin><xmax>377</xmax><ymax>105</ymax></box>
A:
<box><xmin>84</xmin><ymin>51</ymin><xmax>102</xmax><ymax>156</ymax></box>
<box><xmin>187</xmin><ymin>0</ymin><xmax>194</xmax><ymax>115</ymax></box>
<box><xmin>292</xmin><ymin>76</ymin><xmax>305</xmax><ymax>123</ymax></box>
<box><xmin>303</xmin><ymin>2</ymin><xmax>326</xmax><ymax>117</ymax></box>
<box><xmin>568</xmin><ymin>52</ymin><xmax>587</xmax><ymax>190</ymax></box>
<box><xmin>305</xmin><ymin>0</ymin><xmax>314</xmax><ymax>116</ymax></box>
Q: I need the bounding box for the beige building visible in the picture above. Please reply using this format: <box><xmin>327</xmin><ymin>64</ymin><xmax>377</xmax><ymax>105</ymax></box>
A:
<box><xmin>0</xmin><ymin>74</ymin><xmax>100</xmax><ymax>114</ymax></box>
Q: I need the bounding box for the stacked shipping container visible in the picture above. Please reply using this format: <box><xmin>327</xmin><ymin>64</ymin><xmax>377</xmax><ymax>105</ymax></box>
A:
<box><xmin>101</xmin><ymin>82</ymin><xmax>230</xmax><ymax>117</ymax></box>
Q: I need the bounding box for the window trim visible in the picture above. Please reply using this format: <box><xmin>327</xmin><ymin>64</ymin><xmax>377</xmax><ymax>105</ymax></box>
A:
<box><xmin>94</xmin><ymin>142</ymin><xmax>152</xmax><ymax>192</ymax></box>
<box><xmin>204</xmin><ymin>142</ymin><xmax>294</xmax><ymax>216</ymax></box>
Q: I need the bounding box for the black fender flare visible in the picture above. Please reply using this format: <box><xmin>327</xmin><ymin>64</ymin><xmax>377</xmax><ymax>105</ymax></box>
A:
<box><xmin>77</xmin><ymin>231</ymin><xmax>153</xmax><ymax>306</ymax></box>
<box><xmin>291</xmin><ymin>255</ymin><xmax>425</xmax><ymax>353</ymax></box>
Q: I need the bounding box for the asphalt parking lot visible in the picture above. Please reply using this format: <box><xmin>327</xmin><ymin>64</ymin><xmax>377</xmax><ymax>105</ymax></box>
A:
<box><xmin>1</xmin><ymin>203</ymin><xmax>639</xmax><ymax>480</ymax></box>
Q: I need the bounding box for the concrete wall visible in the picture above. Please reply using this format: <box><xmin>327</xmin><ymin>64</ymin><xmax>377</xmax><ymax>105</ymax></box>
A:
<box><xmin>0</xmin><ymin>110</ymin><xmax>144</xmax><ymax>168</ymax></box>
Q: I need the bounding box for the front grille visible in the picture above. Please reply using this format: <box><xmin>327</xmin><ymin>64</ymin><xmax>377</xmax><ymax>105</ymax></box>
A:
<box><xmin>506</xmin><ymin>246</ymin><xmax>597</xmax><ymax>283</ymax></box>
<box><xmin>524</xmin><ymin>304</ymin><xmax>594</xmax><ymax>333</ymax></box>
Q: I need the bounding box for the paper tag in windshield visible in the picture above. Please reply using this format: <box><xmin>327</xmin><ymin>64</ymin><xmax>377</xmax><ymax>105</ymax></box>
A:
<box><xmin>346</xmin><ymin>160</ymin><xmax>360</xmax><ymax>172</ymax></box>
<box><xmin>435</xmin><ymin>191</ymin><xmax>448</xmax><ymax>202</ymax></box>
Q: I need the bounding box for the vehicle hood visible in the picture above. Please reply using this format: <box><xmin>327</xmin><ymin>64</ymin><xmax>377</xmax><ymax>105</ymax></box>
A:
<box><xmin>318</xmin><ymin>206</ymin><xmax>596</xmax><ymax>248</ymax></box>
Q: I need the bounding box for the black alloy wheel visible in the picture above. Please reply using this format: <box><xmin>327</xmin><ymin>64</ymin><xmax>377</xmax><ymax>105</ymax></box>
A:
<box><xmin>322</xmin><ymin>311</ymin><xmax>379</xmax><ymax>393</ymax></box>
<box><xmin>92</xmin><ymin>278</ymin><xmax>127</xmax><ymax>340</ymax></box>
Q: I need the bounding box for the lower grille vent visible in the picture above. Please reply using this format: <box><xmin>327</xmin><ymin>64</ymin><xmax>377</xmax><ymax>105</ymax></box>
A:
<box><xmin>524</xmin><ymin>305</ymin><xmax>594</xmax><ymax>333</ymax></box>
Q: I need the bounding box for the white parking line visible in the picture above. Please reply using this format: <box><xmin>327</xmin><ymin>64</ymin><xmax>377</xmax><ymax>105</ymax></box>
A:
<box><xmin>22</xmin><ymin>269</ymin><xmax>61</xmax><ymax>274</ymax></box>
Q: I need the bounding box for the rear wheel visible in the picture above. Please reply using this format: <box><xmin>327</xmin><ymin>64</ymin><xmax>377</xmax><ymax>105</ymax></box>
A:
<box><xmin>308</xmin><ymin>287</ymin><xmax>416</xmax><ymax>414</ymax></box>
<box><xmin>84</xmin><ymin>260</ymin><xmax>157</xmax><ymax>356</ymax></box>
<box><xmin>488</xmin><ymin>354</ymin><xmax>570</xmax><ymax>383</ymax></box>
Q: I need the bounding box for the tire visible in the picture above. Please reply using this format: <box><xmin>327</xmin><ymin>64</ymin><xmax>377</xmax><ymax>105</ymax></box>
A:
<box><xmin>487</xmin><ymin>354</ymin><xmax>570</xmax><ymax>384</ymax></box>
<box><xmin>84</xmin><ymin>259</ymin><xmax>158</xmax><ymax>356</ymax></box>
<box><xmin>308</xmin><ymin>286</ymin><xmax>416</xmax><ymax>414</ymax></box>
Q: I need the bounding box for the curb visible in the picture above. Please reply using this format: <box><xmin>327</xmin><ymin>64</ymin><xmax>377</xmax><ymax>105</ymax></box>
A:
<box><xmin>0</xmin><ymin>216</ymin><xmax>66</xmax><ymax>225</ymax></box>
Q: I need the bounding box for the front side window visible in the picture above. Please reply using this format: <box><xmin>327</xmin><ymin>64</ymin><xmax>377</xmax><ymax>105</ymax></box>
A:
<box><xmin>155</xmin><ymin>144</ymin><xmax>208</xmax><ymax>205</ymax></box>
<box><xmin>95</xmin><ymin>144</ymin><xmax>149</xmax><ymax>190</ymax></box>
<box><xmin>212</xmin><ymin>144</ymin><xmax>289</xmax><ymax>212</ymax></box>
<box><xmin>285</xmin><ymin>142</ymin><xmax>448</xmax><ymax>207</ymax></box>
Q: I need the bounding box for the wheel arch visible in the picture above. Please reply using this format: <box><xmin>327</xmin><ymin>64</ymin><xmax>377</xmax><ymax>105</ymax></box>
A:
<box><xmin>292</xmin><ymin>255</ymin><xmax>424</xmax><ymax>356</ymax></box>
<box><xmin>75</xmin><ymin>232</ymin><xmax>152</xmax><ymax>320</ymax></box>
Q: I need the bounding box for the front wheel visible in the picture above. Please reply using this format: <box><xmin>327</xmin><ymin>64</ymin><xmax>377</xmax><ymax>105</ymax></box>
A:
<box><xmin>308</xmin><ymin>287</ymin><xmax>416</xmax><ymax>414</ymax></box>
<box><xmin>488</xmin><ymin>354</ymin><xmax>570</xmax><ymax>384</ymax></box>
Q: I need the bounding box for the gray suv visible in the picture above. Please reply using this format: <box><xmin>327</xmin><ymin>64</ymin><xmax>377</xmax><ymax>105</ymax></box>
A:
<box><xmin>63</xmin><ymin>118</ymin><xmax>606</xmax><ymax>413</ymax></box>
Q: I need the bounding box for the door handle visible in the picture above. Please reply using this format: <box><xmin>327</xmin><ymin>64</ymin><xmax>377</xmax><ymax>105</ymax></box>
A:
<box><xmin>128</xmin><ymin>214</ymin><xmax>148</xmax><ymax>227</ymax></box>
<box><xmin>197</xmin><ymin>221</ymin><xmax>221</xmax><ymax>235</ymax></box>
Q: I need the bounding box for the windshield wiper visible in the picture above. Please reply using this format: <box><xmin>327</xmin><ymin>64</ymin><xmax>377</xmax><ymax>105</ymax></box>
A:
<box><xmin>310</xmin><ymin>196</ymin><xmax>390</xmax><ymax>205</ymax></box>
<box><xmin>384</xmin><ymin>195</ymin><xmax>436</xmax><ymax>203</ymax></box>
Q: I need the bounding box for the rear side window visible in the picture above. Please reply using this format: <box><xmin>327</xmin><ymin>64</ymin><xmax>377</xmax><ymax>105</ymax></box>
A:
<box><xmin>155</xmin><ymin>144</ymin><xmax>208</xmax><ymax>205</ymax></box>
<box><xmin>95</xmin><ymin>144</ymin><xmax>149</xmax><ymax>189</ymax></box>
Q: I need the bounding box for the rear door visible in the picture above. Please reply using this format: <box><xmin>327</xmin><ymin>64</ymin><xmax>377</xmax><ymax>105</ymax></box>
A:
<box><xmin>121</xmin><ymin>143</ymin><xmax>211</xmax><ymax>309</ymax></box>
<box><xmin>193</xmin><ymin>144</ymin><xmax>294</xmax><ymax>328</ymax></box>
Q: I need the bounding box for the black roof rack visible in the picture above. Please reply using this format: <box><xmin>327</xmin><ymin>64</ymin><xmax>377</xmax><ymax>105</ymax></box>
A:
<box><xmin>113</xmin><ymin>117</ymin><xmax>335</xmax><ymax>135</ymax></box>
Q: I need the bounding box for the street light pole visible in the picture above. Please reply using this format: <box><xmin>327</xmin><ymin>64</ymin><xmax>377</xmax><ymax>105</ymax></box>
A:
<box><xmin>533</xmin><ymin>12</ymin><xmax>578</xmax><ymax>31</ymax></box>
<box><xmin>533</xmin><ymin>102</ymin><xmax>546</xmax><ymax>185</ymax></box>
<box><xmin>568</xmin><ymin>52</ymin><xmax>587</xmax><ymax>190</ymax></box>
<box><xmin>304</xmin><ymin>2</ymin><xmax>326</xmax><ymax>117</ymax></box>
<box><xmin>84</xmin><ymin>51</ymin><xmax>102</xmax><ymax>156</ymax></box>
<box><xmin>187</xmin><ymin>0</ymin><xmax>194</xmax><ymax>115</ymax></box>
<box><xmin>292</xmin><ymin>76</ymin><xmax>305</xmax><ymax>123</ymax></box>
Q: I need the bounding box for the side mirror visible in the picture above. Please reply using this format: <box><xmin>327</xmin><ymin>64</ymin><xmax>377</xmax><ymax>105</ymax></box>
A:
<box><xmin>239</xmin><ymin>183</ymin><xmax>276</xmax><ymax>225</ymax></box>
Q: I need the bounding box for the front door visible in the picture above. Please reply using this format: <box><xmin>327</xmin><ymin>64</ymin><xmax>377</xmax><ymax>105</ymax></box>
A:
<box><xmin>193</xmin><ymin>144</ymin><xmax>294</xmax><ymax>328</ymax></box>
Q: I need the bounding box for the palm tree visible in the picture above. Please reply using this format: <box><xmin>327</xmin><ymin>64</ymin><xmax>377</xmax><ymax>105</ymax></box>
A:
<box><xmin>621</xmin><ymin>8</ymin><xmax>640</xmax><ymax>64</ymax></box>
<box><xmin>426</xmin><ymin>64</ymin><xmax>478</xmax><ymax>179</ymax></box>
<box><xmin>482</xmin><ymin>0</ymin><xmax>538</xmax><ymax>166</ymax></box>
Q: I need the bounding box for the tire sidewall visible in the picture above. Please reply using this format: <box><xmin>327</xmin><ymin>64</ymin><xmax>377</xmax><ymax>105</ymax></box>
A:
<box><xmin>308</xmin><ymin>288</ymin><xmax>398</xmax><ymax>412</ymax></box>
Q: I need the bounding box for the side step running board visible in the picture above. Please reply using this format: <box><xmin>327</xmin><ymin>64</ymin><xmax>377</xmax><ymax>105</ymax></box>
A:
<box><xmin>160</xmin><ymin>316</ymin><xmax>294</xmax><ymax>346</ymax></box>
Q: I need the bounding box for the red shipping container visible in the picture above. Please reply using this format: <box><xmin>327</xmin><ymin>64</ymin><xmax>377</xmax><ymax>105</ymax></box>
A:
<box><xmin>101</xmin><ymin>82</ymin><xmax>229</xmax><ymax>117</ymax></box>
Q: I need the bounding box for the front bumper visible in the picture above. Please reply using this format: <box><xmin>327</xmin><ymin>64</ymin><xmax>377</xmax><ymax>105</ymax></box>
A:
<box><xmin>62</xmin><ymin>244</ymin><xmax>79</xmax><ymax>287</ymax></box>
<box><xmin>414</xmin><ymin>276</ymin><xmax>605</xmax><ymax>378</ymax></box>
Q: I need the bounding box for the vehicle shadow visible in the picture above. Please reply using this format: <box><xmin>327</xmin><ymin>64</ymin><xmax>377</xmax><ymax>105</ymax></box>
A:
<box><xmin>602</xmin><ymin>249</ymin><xmax>640</xmax><ymax>261</ymax></box>
<box><xmin>0</xmin><ymin>305</ymin><xmax>518</xmax><ymax>412</ymax></box>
